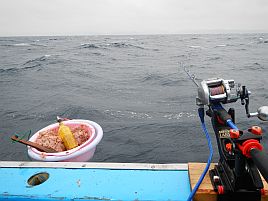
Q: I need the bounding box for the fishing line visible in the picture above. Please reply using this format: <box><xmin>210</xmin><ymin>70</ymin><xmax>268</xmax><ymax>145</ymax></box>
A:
<box><xmin>180</xmin><ymin>62</ymin><xmax>213</xmax><ymax>201</ymax></box>
<box><xmin>180</xmin><ymin>62</ymin><xmax>199</xmax><ymax>87</ymax></box>
<box><xmin>187</xmin><ymin>107</ymin><xmax>213</xmax><ymax>201</ymax></box>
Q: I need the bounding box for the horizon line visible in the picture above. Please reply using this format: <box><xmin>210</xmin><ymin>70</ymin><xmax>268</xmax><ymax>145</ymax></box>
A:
<box><xmin>0</xmin><ymin>30</ymin><xmax>268</xmax><ymax>38</ymax></box>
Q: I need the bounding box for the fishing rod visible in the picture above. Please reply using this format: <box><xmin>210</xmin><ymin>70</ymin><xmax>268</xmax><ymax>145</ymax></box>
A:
<box><xmin>182</xmin><ymin>63</ymin><xmax>268</xmax><ymax>201</ymax></box>
<box><xmin>182</xmin><ymin>63</ymin><xmax>199</xmax><ymax>87</ymax></box>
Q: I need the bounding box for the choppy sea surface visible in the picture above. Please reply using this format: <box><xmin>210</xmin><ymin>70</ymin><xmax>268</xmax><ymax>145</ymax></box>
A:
<box><xmin>0</xmin><ymin>34</ymin><xmax>268</xmax><ymax>163</ymax></box>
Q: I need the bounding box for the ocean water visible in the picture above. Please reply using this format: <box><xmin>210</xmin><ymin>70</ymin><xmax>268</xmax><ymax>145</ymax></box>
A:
<box><xmin>0</xmin><ymin>34</ymin><xmax>268</xmax><ymax>163</ymax></box>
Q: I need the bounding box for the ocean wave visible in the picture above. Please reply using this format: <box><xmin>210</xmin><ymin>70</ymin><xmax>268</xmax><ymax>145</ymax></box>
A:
<box><xmin>160</xmin><ymin>79</ymin><xmax>182</xmax><ymax>86</ymax></box>
<box><xmin>19</xmin><ymin>55</ymin><xmax>52</xmax><ymax>70</ymax></box>
<box><xmin>80</xmin><ymin>43</ymin><xmax>100</xmax><ymax>49</ymax></box>
<box><xmin>0</xmin><ymin>42</ymin><xmax>31</xmax><ymax>47</ymax></box>
<box><xmin>171</xmin><ymin>54</ymin><xmax>187</xmax><ymax>58</ymax></box>
<box><xmin>258</xmin><ymin>39</ymin><xmax>268</xmax><ymax>44</ymax></box>
<box><xmin>0</xmin><ymin>39</ymin><xmax>18</xmax><ymax>42</ymax></box>
<box><xmin>0</xmin><ymin>67</ymin><xmax>19</xmax><ymax>73</ymax></box>
<box><xmin>106</xmin><ymin>42</ymin><xmax>145</xmax><ymax>49</ymax></box>
<box><xmin>0</xmin><ymin>42</ymin><xmax>46</xmax><ymax>47</ymax></box>
<box><xmin>141</xmin><ymin>74</ymin><xmax>163</xmax><ymax>82</ymax></box>
<box><xmin>31</xmin><ymin>43</ymin><xmax>47</xmax><ymax>47</ymax></box>
<box><xmin>207</xmin><ymin>56</ymin><xmax>221</xmax><ymax>61</ymax></box>
<box><xmin>91</xmin><ymin>52</ymin><xmax>105</xmax><ymax>56</ymax></box>
<box><xmin>0</xmin><ymin>56</ymin><xmax>50</xmax><ymax>73</ymax></box>
<box><xmin>239</xmin><ymin>62</ymin><xmax>266</xmax><ymax>71</ymax></box>
<box><xmin>248</xmin><ymin>62</ymin><xmax>266</xmax><ymax>70</ymax></box>
<box><xmin>4</xmin><ymin>111</ymin><xmax>45</xmax><ymax>121</ymax></box>
<box><xmin>141</xmin><ymin>73</ymin><xmax>182</xmax><ymax>86</ymax></box>
<box><xmin>23</xmin><ymin>55</ymin><xmax>51</xmax><ymax>65</ymax></box>
<box><xmin>246</xmin><ymin>37</ymin><xmax>268</xmax><ymax>45</ymax></box>
<box><xmin>70</xmin><ymin>70</ymin><xmax>97</xmax><ymax>79</ymax></box>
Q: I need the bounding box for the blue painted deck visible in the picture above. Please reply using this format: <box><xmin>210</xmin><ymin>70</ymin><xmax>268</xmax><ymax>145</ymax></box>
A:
<box><xmin>0</xmin><ymin>166</ymin><xmax>190</xmax><ymax>201</ymax></box>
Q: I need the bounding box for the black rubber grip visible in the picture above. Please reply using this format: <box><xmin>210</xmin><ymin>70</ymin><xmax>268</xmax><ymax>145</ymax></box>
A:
<box><xmin>250</xmin><ymin>148</ymin><xmax>268</xmax><ymax>183</ymax></box>
<box><xmin>216</xmin><ymin>108</ymin><xmax>231</xmax><ymax>122</ymax></box>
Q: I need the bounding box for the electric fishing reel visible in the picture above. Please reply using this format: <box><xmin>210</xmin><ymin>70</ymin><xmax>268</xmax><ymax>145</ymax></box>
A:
<box><xmin>196</xmin><ymin>78</ymin><xmax>268</xmax><ymax>201</ymax></box>
<box><xmin>196</xmin><ymin>78</ymin><xmax>268</xmax><ymax>121</ymax></box>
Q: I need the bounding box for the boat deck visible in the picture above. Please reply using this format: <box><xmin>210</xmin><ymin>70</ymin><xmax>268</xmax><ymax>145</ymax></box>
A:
<box><xmin>1</xmin><ymin>161</ymin><xmax>268</xmax><ymax>201</ymax></box>
<box><xmin>0</xmin><ymin>161</ymin><xmax>189</xmax><ymax>201</ymax></box>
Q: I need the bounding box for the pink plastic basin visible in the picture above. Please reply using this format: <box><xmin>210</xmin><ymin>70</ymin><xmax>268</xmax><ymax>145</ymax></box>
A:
<box><xmin>28</xmin><ymin>119</ymin><xmax>103</xmax><ymax>162</ymax></box>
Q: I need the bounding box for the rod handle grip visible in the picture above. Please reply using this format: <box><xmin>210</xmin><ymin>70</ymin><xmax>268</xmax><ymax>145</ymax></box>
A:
<box><xmin>250</xmin><ymin>148</ymin><xmax>268</xmax><ymax>183</ymax></box>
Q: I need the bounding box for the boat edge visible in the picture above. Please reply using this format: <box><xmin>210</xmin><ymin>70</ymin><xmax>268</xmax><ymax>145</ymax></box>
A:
<box><xmin>0</xmin><ymin>161</ymin><xmax>188</xmax><ymax>170</ymax></box>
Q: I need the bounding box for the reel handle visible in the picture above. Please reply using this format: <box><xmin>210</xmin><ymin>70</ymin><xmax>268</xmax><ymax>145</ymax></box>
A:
<box><xmin>250</xmin><ymin>148</ymin><xmax>268</xmax><ymax>183</ymax></box>
<box><xmin>249</xmin><ymin>106</ymin><xmax>268</xmax><ymax>121</ymax></box>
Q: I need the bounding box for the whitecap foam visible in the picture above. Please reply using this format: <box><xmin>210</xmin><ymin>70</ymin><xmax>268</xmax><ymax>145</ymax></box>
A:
<box><xmin>13</xmin><ymin>43</ymin><xmax>31</xmax><ymax>47</ymax></box>
<box><xmin>163</xmin><ymin>112</ymin><xmax>197</xmax><ymax>120</ymax></box>
<box><xmin>215</xmin><ymin>44</ymin><xmax>227</xmax><ymax>47</ymax></box>
<box><xmin>189</xmin><ymin>45</ymin><xmax>203</xmax><ymax>49</ymax></box>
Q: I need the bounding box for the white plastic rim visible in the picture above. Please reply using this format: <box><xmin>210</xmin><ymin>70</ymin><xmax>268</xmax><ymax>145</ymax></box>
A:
<box><xmin>29</xmin><ymin>121</ymin><xmax>96</xmax><ymax>157</ymax></box>
<box><xmin>27</xmin><ymin>119</ymin><xmax>103</xmax><ymax>161</ymax></box>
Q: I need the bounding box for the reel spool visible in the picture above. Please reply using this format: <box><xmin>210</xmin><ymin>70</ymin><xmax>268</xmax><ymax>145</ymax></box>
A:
<box><xmin>209</xmin><ymin>85</ymin><xmax>225</xmax><ymax>96</ymax></box>
<box><xmin>196</xmin><ymin>78</ymin><xmax>268</xmax><ymax>121</ymax></box>
<box><xmin>196</xmin><ymin>78</ymin><xmax>239</xmax><ymax>106</ymax></box>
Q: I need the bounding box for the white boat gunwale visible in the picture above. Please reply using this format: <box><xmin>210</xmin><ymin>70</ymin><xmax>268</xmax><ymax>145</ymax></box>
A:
<box><xmin>0</xmin><ymin>161</ymin><xmax>188</xmax><ymax>170</ymax></box>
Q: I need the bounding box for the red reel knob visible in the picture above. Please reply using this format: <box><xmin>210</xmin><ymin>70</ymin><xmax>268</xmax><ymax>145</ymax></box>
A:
<box><xmin>248</xmin><ymin>126</ymin><xmax>262</xmax><ymax>135</ymax></box>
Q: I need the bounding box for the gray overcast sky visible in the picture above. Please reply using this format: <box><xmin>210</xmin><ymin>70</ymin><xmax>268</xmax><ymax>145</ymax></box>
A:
<box><xmin>0</xmin><ymin>0</ymin><xmax>268</xmax><ymax>36</ymax></box>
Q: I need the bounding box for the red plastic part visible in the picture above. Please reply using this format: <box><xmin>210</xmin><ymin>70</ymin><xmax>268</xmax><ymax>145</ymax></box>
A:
<box><xmin>217</xmin><ymin>185</ymin><xmax>224</xmax><ymax>195</ymax></box>
<box><xmin>230</xmin><ymin>129</ymin><xmax>240</xmax><ymax>139</ymax></box>
<box><xmin>225</xmin><ymin>143</ymin><xmax>232</xmax><ymax>152</ymax></box>
<box><xmin>237</xmin><ymin>139</ymin><xmax>263</xmax><ymax>158</ymax></box>
<box><xmin>248</xmin><ymin>126</ymin><xmax>262</xmax><ymax>135</ymax></box>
